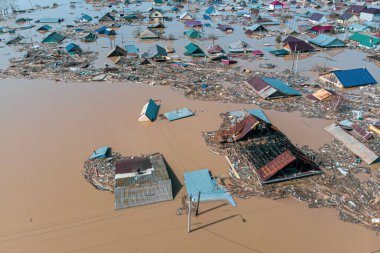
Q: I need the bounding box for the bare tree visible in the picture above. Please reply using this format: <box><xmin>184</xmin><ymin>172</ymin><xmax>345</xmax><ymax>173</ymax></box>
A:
<box><xmin>207</xmin><ymin>34</ymin><xmax>218</xmax><ymax>45</ymax></box>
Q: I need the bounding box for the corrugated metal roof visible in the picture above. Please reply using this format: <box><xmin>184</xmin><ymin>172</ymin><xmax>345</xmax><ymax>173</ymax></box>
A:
<box><xmin>228</xmin><ymin>109</ymin><xmax>271</xmax><ymax>124</ymax></box>
<box><xmin>115</xmin><ymin>157</ymin><xmax>153</xmax><ymax>174</ymax></box>
<box><xmin>309</xmin><ymin>34</ymin><xmax>346</xmax><ymax>47</ymax></box>
<box><xmin>331</xmin><ymin>68</ymin><xmax>377</xmax><ymax>88</ymax></box>
<box><xmin>325</xmin><ymin>124</ymin><xmax>379</xmax><ymax>164</ymax></box>
<box><xmin>184</xmin><ymin>169</ymin><xmax>236</xmax><ymax>206</ymax></box>
<box><xmin>257</xmin><ymin>150</ymin><xmax>297</xmax><ymax>182</ymax></box>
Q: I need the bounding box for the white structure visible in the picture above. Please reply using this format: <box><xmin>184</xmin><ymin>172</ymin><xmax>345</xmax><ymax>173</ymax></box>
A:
<box><xmin>359</xmin><ymin>8</ymin><xmax>380</xmax><ymax>22</ymax></box>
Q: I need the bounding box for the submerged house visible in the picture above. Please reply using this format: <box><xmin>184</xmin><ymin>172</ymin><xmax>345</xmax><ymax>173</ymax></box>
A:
<box><xmin>114</xmin><ymin>153</ymin><xmax>173</xmax><ymax>209</ymax></box>
<box><xmin>125</xmin><ymin>45</ymin><xmax>139</xmax><ymax>55</ymax></box>
<box><xmin>41</xmin><ymin>32</ymin><xmax>65</xmax><ymax>43</ymax></box>
<box><xmin>107</xmin><ymin>45</ymin><xmax>127</xmax><ymax>57</ymax></box>
<box><xmin>309</xmin><ymin>34</ymin><xmax>346</xmax><ymax>48</ymax></box>
<box><xmin>179</xmin><ymin>12</ymin><xmax>193</xmax><ymax>20</ymax></box>
<box><xmin>65</xmin><ymin>43</ymin><xmax>82</xmax><ymax>54</ymax></box>
<box><xmin>319</xmin><ymin>68</ymin><xmax>377</xmax><ymax>88</ymax></box>
<box><xmin>229</xmin><ymin>40</ymin><xmax>253</xmax><ymax>53</ymax></box>
<box><xmin>349</xmin><ymin>33</ymin><xmax>380</xmax><ymax>48</ymax></box>
<box><xmin>283</xmin><ymin>37</ymin><xmax>314</xmax><ymax>53</ymax></box>
<box><xmin>184</xmin><ymin>43</ymin><xmax>205</xmax><ymax>57</ymax></box>
<box><xmin>184</xmin><ymin>29</ymin><xmax>200</xmax><ymax>38</ymax></box>
<box><xmin>38</xmin><ymin>18</ymin><xmax>64</xmax><ymax>23</ymax></box>
<box><xmin>149</xmin><ymin>9</ymin><xmax>164</xmax><ymax>24</ymax></box>
<box><xmin>246</xmin><ymin>76</ymin><xmax>301</xmax><ymax>99</ymax></box>
<box><xmin>184</xmin><ymin>169</ymin><xmax>236</xmax><ymax>206</ymax></box>
<box><xmin>214</xmin><ymin>112</ymin><xmax>322</xmax><ymax>184</ymax></box>
<box><xmin>205</xmin><ymin>6</ymin><xmax>221</xmax><ymax>16</ymax></box>
<box><xmin>217</xmin><ymin>24</ymin><xmax>234</xmax><ymax>32</ymax></box>
<box><xmin>138</xmin><ymin>99</ymin><xmax>159</xmax><ymax>122</ymax></box>
<box><xmin>245</xmin><ymin>24</ymin><xmax>267</xmax><ymax>35</ymax></box>
<box><xmin>325</xmin><ymin>124</ymin><xmax>379</xmax><ymax>165</ymax></box>
<box><xmin>140</xmin><ymin>29</ymin><xmax>159</xmax><ymax>39</ymax></box>
<box><xmin>184</xmin><ymin>20</ymin><xmax>202</xmax><ymax>27</ymax></box>
<box><xmin>142</xmin><ymin>44</ymin><xmax>167</xmax><ymax>60</ymax></box>
<box><xmin>309</xmin><ymin>13</ymin><xmax>327</xmax><ymax>24</ymax></box>
<box><xmin>82</xmin><ymin>32</ymin><xmax>98</xmax><ymax>42</ymax></box>
<box><xmin>208</xmin><ymin>44</ymin><xmax>224</xmax><ymax>54</ymax></box>
<box><xmin>36</xmin><ymin>24</ymin><xmax>52</xmax><ymax>32</ymax></box>
<box><xmin>80</xmin><ymin>14</ymin><xmax>93</xmax><ymax>22</ymax></box>
<box><xmin>99</xmin><ymin>12</ymin><xmax>116</xmax><ymax>22</ymax></box>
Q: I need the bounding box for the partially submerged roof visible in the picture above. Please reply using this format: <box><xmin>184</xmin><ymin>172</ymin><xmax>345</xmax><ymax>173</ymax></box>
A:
<box><xmin>326</xmin><ymin>68</ymin><xmax>377</xmax><ymax>88</ymax></box>
<box><xmin>246</xmin><ymin>76</ymin><xmax>301</xmax><ymax>99</ymax></box>
<box><xmin>142</xmin><ymin>44</ymin><xmax>167</xmax><ymax>59</ymax></box>
<box><xmin>164</xmin><ymin>108</ymin><xmax>194</xmax><ymax>121</ymax></box>
<box><xmin>325</xmin><ymin>124</ymin><xmax>379</xmax><ymax>164</ymax></box>
<box><xmin>125</xmin><ymin>44</ymin><xmax>139</xmax><ymax>54</ymax></box>
<box><xmin>38</xmin><ymin>18</ymin><xmax>63</xmax><ymax>23</ymax></box>
<box><xmin>36</xmin><ymin>24</ymin><xmax>52</xmax><ymax>31</ymax></box>
<box><xmin>140</xmin><ymin>29</ymin><xmax>159</xmax><ymax>39</ymax></box>
<box><xmin>228</xmin><ymin>109</ymin><xmax>271</xmax><ymax>124</ymax></box>
<box><xmin>184</xmin><ymin>42</ymin><xmax>205</xmax><ymax>56</ymax></box>
<box><xmin>269</xmin><ymin>49</ymin><xmax>289</xmax><ymax>56</ymax></box>
<box><xmin>66</xmin><ymin>43</ymin><xmax>82</xmax><ymax>53</ymax></box>
<box><xmin>184</xmin><ymin>29</ymin><xmax>200</xmax><ymax>38</ymax></box>
<box><xmin>89</xmin><ymin>146</ymin><xmax>111</xmax><ymax>160</ymax></box>
<box><xmin>257</xmin><ymin>150</ymin><xmax>296</xmax><ymax>182</ymax></box>
<box><xmin>41</xmin><ymin>32</ymin><xmax>65</xmax><ymax>43</ymax></box>
<box><xmin>309</xmin><ymin>34</ymin><xmax>346</xmax><ymax>48</ymax></box>
<box><xmin>184</xmin><ymin>169</ymin><xmax>236</xmax><ymax>207</ymax></box>
<box><xmin>107</xmin><ymin>45</ymin><xmax>127</xmax><ymax>57</ymax></box>
<box><xmin>82</xmin><ymin>32</ymin><xmax>98</xmax><ymax>42</ymax></box>
<box><xmin>138</xmin><ymin>99</ymin><xmax>159</xmax><ymax>122</ymax></box>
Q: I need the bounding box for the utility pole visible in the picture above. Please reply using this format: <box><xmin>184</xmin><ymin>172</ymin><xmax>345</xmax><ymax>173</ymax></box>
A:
<box><xmin>187</xmin><ymin>195</ymin><xmax>192</xmax><ymax>233</ymax></box>
<box><xmin>195</xmin><ymin>191</ymin><xmax>201</xmax><ymax>216</ymax></box>
<box><xmin>291</xmin><ymin>44</ymin><xmax>297</xmax><ymax>73</ymax></box>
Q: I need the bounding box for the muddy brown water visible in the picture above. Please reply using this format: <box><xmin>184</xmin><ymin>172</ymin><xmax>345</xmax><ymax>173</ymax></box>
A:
<box><xmin>0</xmin><ymin>79</ymin><xmax>379</xmax><ymax>253</ymax></box>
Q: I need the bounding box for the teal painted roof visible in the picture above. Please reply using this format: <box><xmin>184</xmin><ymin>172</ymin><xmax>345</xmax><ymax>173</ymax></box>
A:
<box><xmin>262</xmin><ymin>77</ymin><xmax>301</xmax><ymax>96</ymax></box>
<box><xmin>164</xmin><ymin>108</ymin><xmax>194</xmax><ymax>121</ymax></box>
<box><xmin>349</xmin><ymin>33</ymin><xmax>380</xmax><ymax>48</ymax></box>
<box><xmin>89</xmin><ymin>146</ymin><xmax>111</xmax><ymax>160</ymax></box>
<box><xmin>145</xmin><ymin>99</ymin><xmax>159</xmax><ymax>121</ymax></box>
<box><xmin>184</xmin><ymin>169</ymin><xmax>236</xmax><ymax>207</ymax></box>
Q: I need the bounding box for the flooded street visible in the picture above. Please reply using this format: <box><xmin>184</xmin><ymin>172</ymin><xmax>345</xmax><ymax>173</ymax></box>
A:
<box><xmin>0</xmin><ymin>79</ymin><xmax>378</xmax><ymax>253</ymax></box>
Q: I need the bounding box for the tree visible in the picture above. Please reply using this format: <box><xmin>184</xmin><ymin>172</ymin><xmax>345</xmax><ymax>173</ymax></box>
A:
<box><xmin>275</xmin><ymin>35</ymin><xmax>282</xmax><ymax>44</ymax></box>
<box><xmin>208</xmin><ymin>34</ymin><xmax>218</xmax><ymax>45</ymax></box>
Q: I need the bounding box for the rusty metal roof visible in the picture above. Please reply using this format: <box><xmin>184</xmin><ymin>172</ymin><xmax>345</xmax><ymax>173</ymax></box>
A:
<box><xmin>257</xmin><ymin>150</ymin><xmax>296</xmax><ymax>182</ymax></box>
<box><xmin>115</xmin><ymin>157</ymin><xmax>152</xmax><ymax>174</ymax></box>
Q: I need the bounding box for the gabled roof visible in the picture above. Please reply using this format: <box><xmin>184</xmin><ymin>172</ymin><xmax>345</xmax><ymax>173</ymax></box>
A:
<box><xmin>184</xmin><ymin>42</ymin><xmax>205</xmax><ymax>56</ymax></box>
<box><xmin>65</xmin><ymin>43</ymin><xmax>81</xmax><ymax>53</ymax></box>
<box><xmin>82</xmin><ymin>32</ymin><xmax>98</xmax><ymax>42</ymax></box>
<box><xmin>339</xmin><ymin>12</ymin><xmax>354</xmax><ymax>20</ymax></box>
<box><xmin>208</xmin><ymin>44</ymin><xmax>224</xmax><ymax>54</ymax></box>
<box><xmin>309</xmin><ymin>12</ymin><xmax>325</xmax><ymax>21</ymax></box>
<box><xmin>125</xmin><ymin>44</ymin><xmax>139</xmax><ymax>54</ymax></box>
<box><xmin>184</xmin><ymin>20</ymin><xmax>202</xmax><ymax>27</ymax></box>
<box><xmin>283</xmin><ymin>35</ymin><xmax>302</xmax><ymax>44</ymax></box>
<box><xmin>36</xmin><ymin>24</ymin><xmax>52</xmax><ymax>31</ymax></box>
<box><xmin>140</xmin><ymin>29</ymin><xmax>159</xmax><ymax>39</ymax></box>
<box><xmin>246</xmin><ymin>24</ymin><xmax>267</xmax><ymax>32</ymax></box>
<box><xmin>89</xmin><ymin>146</ymin><xmax>111</xmax><ymax>160</ymax></box>
<box><xmin>41</xmin><ymin>32</ymin><xmax>65</xmax><ymax>43</ymax></box>
<box><xmin>309</xmin><ymin>34</ymin><xmax>346</xmax><ymax>47</ymax></box>
<box><xmin>257</xmin><ymin>150</ymin><xmax>296</xmax><ymax>182</ymax></box>
<box><xmin>99</xmin><ymin>12</ymin><xmax>115</xmax><ymax>22</ymax></box>
<box><xmin>184</xmin><ymin>29</ymin><xmax>200</xmax><ymax>38</ymax></box>
<box><xmin>80</xmin><ymin>14</ymin><xmax>92</xmax><ymax>21</ymax></box>
<box><xmin>345</xmin><ymin>5</ymin><xmax>366</xmax><ymax>14</ymax></box>
<box><xmin>361</xmin><ymin>8</ymin><xmax>380</xmax><ymax>14</ymax></box>
<box><xmin>107</xmin><ymin>45</ymin><xmax>127</xmax><ymax>57</ymax></box>
<box><xmin>285</xmin><ymin>40</ymin><xmax>314</xmax><ymax>52</ymax></box>
<box><xmin>143</xmin><ymin>44</ymin><xmax>167</xmax><ymax>59</ymax></box>
<box><xmin>246</xmin><ymin>76</ymin><xmax>301</xmax><ymax>99</ymax></box>
<box><xmin>328</xmin><ymin>68</ymin><xmax>377</xmax><ymax>88</ymax></box>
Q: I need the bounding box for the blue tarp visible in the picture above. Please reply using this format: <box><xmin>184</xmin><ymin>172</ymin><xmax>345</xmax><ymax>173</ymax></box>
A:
<box><xmin>262</xmin><ymin>77</ymin><xmax>301</xmax><ymax>96</ymax></box>
<box><xmin>164</xmin><ymin>108</ymin><xmax>194</xmax><ymax>121</ymax></box>
<box><xmin>228</xmin><ymin>109</ymin><xmax>271</xmax><ymax>124</ymax></box>
<box><xmin>89</xmin><ymin>146</ymin><xmax>111</xmax><ymax>160</ymax></box>
<box><xmin>331</xmin><ymin>68</ymin><xmax>377</xmax><ymax>88</ymax></box>
<box><xmin>184</xmin><ymin>169</ymin><xmax>236</xmax><ymax>207</ymax></box>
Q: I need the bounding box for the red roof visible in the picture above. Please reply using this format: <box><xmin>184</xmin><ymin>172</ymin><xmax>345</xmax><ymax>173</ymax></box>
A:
<box><xmin>115</xmin><ymin>157</ymin><xmax>152</xmax><ymax>174</ymax></box>
<box><xmin>311</xmin><ymin>25</ymin><xmax>334</xmax><ymax>31</ymax></box>
<box><xmin>270</xmin><ymin>1</ymin><xmax>284</xmax><ymax>5</ymax></box>
<box><xmin>252</xmin><ymin>50</ymin><xmax>264</xmax><ymax>55</ymax></box>
<box><xmin>257</xmin><ymin>150</ymin><xmax>296</xmax><ymax>181</ymax></box>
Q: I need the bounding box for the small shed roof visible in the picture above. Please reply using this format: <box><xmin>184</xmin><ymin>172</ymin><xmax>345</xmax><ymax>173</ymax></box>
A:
<box><xmin>89</xmin><ymin>146</ymin><xmax>111</xmax><ymax>160</ymax></box>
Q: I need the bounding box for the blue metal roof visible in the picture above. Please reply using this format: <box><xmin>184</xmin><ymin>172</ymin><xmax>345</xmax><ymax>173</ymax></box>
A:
<box><xmin>262</xmin><ymin>78</ymin><xmax>301</xmax><ymax>96</ymax></box>
<box><xmin>184</xmin><ymin>169</ymin><xmax>236</xmax><ymax>207</ymax></box>
<box><xmin>65</xmin><ymin>43</ymin><xmax>81</xmax><ymax>53</ymax></box>
<box><xmin>228</xmin><ymin>109</ymin><xmax>271</xmax><ymax>124</ymax></box>
<box><xmin>81</xmin><ymin>14</ymin><xmax>93</xmax><ymax>21</ymax></box>
<box><xmin>331</xmin><ymin>68</ymin><xmax>377</xmax><ymax>88</ymax></box>
<box><xmin>89</xmin><ymin>146</ymin><xmax>111</xmax><ymax>160</ymax></box>
<box><xmin>145</xmin><ymin>99</ymin><xmax>159</xmax><ymax>121</ymax></box>
<box><xmin>205</xmin><ymin>6</ymin><xmax>216</xmax><ymax>15</ymax></box>
<box><xmin>164</xmin><ymin>108</ymin><xmax>194</xmax><ymax>121</ymax></box>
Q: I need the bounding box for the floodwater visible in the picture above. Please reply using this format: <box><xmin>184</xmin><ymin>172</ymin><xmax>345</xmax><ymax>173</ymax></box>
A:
<box><xmin>0</xmin><ymin>78</ymin><xmax>379</xmax><ymax>253</ymax></box>
<box><xmin>0</xmin><ymin>0</ymin><xmax>379</xmax><ymax>82</ymax></box>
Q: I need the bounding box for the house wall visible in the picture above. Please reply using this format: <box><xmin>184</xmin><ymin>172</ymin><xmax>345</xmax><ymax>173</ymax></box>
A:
<box><xmin>319</xmin><ymin>73</ymin><xmax>343</xmax><ymax>88</ymax></box>
<box><xmin>114</xmin><ymin>180</ymin><xmax>173</xmax><ymax>209</ymax></box>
